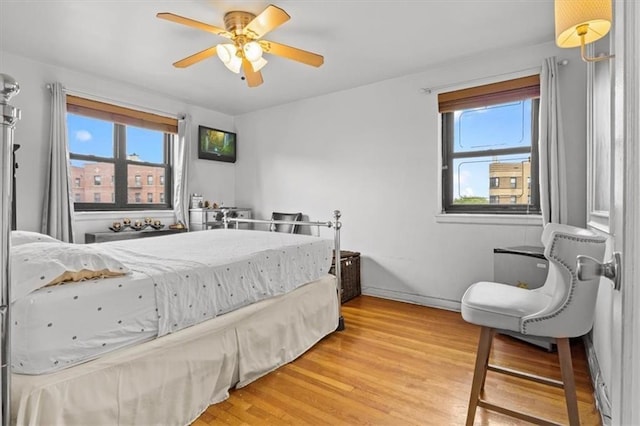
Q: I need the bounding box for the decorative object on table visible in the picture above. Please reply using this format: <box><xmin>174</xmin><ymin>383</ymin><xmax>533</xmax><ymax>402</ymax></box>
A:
<box><xmin>150</xmin><ymin>220</ymin><xmax>165</xmax><ymax>230</ymax></box>
<box><xmin>108</xmin><ymin>219</ymin><xmax>164</xmax><ymax>232</ymax></box>
<box><xmin>197</xmin><ymin>126</ymin><xmax>236</xmax><ymax>163</ymax></box>
<box><xmin>190</xmin><ymin>194</ymin><xmax>203</xmax><ymax>209</ymax></box>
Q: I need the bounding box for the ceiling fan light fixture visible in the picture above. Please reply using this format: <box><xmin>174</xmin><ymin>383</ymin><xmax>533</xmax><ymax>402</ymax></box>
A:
<box><xmin>243</xmin><ymin>41</ymin><xmax>263</xmax><ymax>62</ymax></box>
<box><xmin>217</xmin><ymin>43</ymin><xmax>242</xmax><ymax>73</ymax></box>
<box><xmin>250</xmin><ymin>56</ymin><xmax>268</xmax><ymax>72</ymax></box>
<box><xmin>217</xmin><ymin>43</ymin><xmax>234</xmax><ymax>63</ymax></box>
<box><xmin>225</xmin><ymin>55</ymin><xmax>242</xmax><ymax>74</ymax></box>
<box><xmin>158</xmin><ymin>5</ymin><xmax>324</xmax><ymax>87</ymax></box>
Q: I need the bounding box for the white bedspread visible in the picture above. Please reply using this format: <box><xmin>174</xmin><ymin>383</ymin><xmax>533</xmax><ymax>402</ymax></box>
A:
<box><xmin>12</xmin><ymin>229</ymin><xmax>333</xmax><ymax>374</ymax></box>
<box><xmin>101</xmin><ymin>229</ymin><xmax>333</xmax><ymax>336</ymax></box>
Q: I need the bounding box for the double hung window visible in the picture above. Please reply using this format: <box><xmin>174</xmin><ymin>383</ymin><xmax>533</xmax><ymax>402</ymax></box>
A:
<box><xmin>440</xmin><ymin>75</ymin><xmax>541</xmax><ymax>214</ymax></box>
<box><xmin>66</xmin><ymin>96</ymin><xmax>177</xmax><ymax>211</ymax></box>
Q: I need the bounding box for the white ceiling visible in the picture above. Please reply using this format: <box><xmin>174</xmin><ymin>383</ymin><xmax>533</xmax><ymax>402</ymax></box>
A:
<box><xmin>0</xmin><ymin>0</ymin><xmax>556</xmax><ymax>116</ymax></box>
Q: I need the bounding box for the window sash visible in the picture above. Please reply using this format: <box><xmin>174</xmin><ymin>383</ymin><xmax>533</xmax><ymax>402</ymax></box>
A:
<box><xmin>441</xmin><ymin>97</ymin><xmax>540</xmax><ymax>214</ymax></box>
<box><xmin>70</xmin><ymin>121</ymin><xmax>173</xmax><ymax>211</ymax></box>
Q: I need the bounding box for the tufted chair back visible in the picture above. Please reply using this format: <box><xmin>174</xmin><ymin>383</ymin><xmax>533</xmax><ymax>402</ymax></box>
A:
<box><xmin>522</xmin><ymin>223</ymin><xmax>607</xmax><ymax>338</ymax></box>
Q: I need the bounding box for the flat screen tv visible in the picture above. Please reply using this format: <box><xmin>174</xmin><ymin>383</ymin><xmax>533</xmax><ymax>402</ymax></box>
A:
<box><xmin>198</xmin><ymin>126</ymin><xmax>236</xmax><ymax>163</ymax></box>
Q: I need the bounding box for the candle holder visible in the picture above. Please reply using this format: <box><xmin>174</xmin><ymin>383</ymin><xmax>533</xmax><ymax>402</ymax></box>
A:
<box><xmin>108</xmin><ymin>219</ymin><xmax>164</xmax><ymax>232</ymax></box>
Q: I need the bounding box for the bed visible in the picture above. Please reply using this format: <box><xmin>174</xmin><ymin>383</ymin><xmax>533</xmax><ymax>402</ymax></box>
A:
<box><xmin>7</xmin><ymin>217</ymin><xmax>343</xmax><ymax>425</ymax></box>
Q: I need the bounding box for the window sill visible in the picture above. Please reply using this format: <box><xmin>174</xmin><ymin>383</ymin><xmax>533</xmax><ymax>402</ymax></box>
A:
<box><xmin>435</xmin><ymin>213</ymin><xmax>543</xmax><ymax>226</ymax></box>
<box><xmin>75</xmin><ymin>210</ymin><xmax>175</xmax><ymax>222</ymax></box>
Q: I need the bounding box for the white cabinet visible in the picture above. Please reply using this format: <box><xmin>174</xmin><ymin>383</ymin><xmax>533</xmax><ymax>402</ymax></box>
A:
<box><xmin>189</xmin><ymin>208</ymin><xmax>252</xmax><ymax>231</ymax></box>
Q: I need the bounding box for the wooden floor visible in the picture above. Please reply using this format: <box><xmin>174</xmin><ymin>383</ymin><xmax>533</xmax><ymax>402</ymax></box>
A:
<box><xmin>193</xmin><ymin>296</ymin><xmax>601</xmax><ymax>425</ymax></box>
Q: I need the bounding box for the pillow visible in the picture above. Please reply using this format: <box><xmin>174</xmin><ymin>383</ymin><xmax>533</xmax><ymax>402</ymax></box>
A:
<box><xmin>11</xmin><ymin>230</ymin><xmax>60</xmax><ymax>246</ymax></box>
<box><xmin>11</xmin><ymin>241</ymin><xmax>129</xmax><ymax>302</ymax></box>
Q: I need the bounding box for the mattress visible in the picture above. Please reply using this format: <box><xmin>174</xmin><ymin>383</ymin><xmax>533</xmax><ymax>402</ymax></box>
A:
<box><xmin>12</xmin><ymin>229</ymin><xmax>333</xmax><ymax>375</ymax></box>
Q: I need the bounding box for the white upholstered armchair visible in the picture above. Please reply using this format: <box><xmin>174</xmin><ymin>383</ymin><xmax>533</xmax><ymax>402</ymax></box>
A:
<box><xmin>461</xmin><ymin>223</ymin><xmax>607</xmax><ymax>426</ymax></box>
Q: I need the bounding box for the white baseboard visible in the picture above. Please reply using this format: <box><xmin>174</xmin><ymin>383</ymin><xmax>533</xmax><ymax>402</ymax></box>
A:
<box><xmin>583</xmin><ymin>333</ymin><xmax>611</xmax><ymax>425</ymax></box>
<box><xmin>362</xmin><ymin>287</ymin><xmax>461</xmax><ymax>312</ymax></box>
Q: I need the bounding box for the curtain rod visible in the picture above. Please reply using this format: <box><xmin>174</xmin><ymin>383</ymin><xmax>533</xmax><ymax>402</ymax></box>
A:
<box><xmin>45</xmin><ymin>83</ymin><xmax>181</xmax><ymax>119</ymax></box>
<box><xmin>420</xmin><ymin>59</ymin><xmax>569</xmax><ymax>94</ymax></box>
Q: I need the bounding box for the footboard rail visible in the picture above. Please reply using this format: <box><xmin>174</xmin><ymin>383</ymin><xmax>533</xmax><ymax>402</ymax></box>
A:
<box><xmin>223</xmin><ymin>210</ymin><xmax>345</xmax><ymax>331</ymax></box>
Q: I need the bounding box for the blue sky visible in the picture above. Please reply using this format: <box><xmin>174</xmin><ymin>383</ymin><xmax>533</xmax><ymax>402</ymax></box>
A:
<box><xmin>452</xmin><ymin>100</ymin><xmax>532</xmax><ymax>199</ymax></box>
<box><xmin>67</xmin><ymin>113</ymin><xmax>164</xmax><ymax>164</ymax></box>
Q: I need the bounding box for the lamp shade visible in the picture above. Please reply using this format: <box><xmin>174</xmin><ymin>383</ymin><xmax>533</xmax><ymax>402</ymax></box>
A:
<box><xmin>555</xmin><ymin>0</ymin><xmax>612</xmax><ymax>48</ymax></box>
<box><xmin>217</xmin><ymin>44</ymin><xmax>235</xmax><ymax>63</ymax></box>
<box><xmin>243</xmin><ymin>41</ymin><xmax>264</xmax><ymax>62</ymax></box>
<box><xmin>217</xmin><ymin>44</ymin><xmax>242</xmax><ymax>74</ymax></box>
<box><xmin>250</xmin><ymin>57</ymin><xmax>268</xmax><ymax>72</ymax></box>
<box><xmin>225</xmin><ymin>56</ymin><xmax>242</xmax><ymax>74</ymax></box>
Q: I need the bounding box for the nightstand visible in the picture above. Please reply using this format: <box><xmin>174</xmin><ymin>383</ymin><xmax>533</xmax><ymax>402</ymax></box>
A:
<box><xmin>189</xmin><ymin>208</ymin><xmax>252</xmax><ymax>231</ymax></box>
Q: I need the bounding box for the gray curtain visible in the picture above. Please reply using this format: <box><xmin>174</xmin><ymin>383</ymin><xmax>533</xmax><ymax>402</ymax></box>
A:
<box><xmin>174</xmin><ymin>114</ymin><xmax>191</xmax><ymax>227</ymax></box>
<box><xmin>539</xmin><ymin>57</ymin><xmax>568</xmax><ymax>225</ymax></box>
<box><xmin>41</xmin><ymin>83</ymin><xmax>75</xmax><ymax>242</ymax></box>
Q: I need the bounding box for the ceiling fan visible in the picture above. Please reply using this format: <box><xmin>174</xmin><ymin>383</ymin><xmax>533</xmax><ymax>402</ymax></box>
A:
<box><xmin>157</xmin><ymin>4</ymin><xmax>324</xmax><ymax>88</ymax></box>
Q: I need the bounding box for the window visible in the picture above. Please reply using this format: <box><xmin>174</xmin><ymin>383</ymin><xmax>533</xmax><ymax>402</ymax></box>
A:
<box><xmin>147</xmin><ymin>192</ymin><xmax>153</xmax><ymax>203</ymax></box>
<box><xmin>440</xmin><ymin>75</ymin><xmax>540</xmax><ymax>214</ymax></box>
<box><xmin>67</xmin><ymin>95</ymin><xmax>176</xmax><ymax>211</ymax></box>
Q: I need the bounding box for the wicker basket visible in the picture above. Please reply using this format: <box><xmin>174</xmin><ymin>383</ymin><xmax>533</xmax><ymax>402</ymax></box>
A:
<box><xmin>329</xmin><ymin>250</ymin><xmax>361</xmax><ymax>303</ymax></box>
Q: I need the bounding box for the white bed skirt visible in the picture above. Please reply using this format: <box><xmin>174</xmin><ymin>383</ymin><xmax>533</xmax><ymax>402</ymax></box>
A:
<box><xmin>11</xmin><ymin>275</ymin><xmax>339</xmax><ymax>426</ymax></box>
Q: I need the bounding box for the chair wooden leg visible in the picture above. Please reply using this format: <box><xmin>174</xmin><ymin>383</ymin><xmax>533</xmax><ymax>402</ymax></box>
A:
<box><xmin>557</xmin><ymin>337</ymin><xmax>580</xmax><ymax>426</ymax></box>
<box><xmin>479</xmin><ymin>328</ymin><xmax>494</xmax><ymax>392</ymax></box>
<box><xmin>466</xmin><ymin>326</ymin><xmax>494</xmax><ymax>426</ymax></box>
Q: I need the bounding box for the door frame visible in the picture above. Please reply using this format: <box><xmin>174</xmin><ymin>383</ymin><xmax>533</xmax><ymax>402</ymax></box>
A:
<box><xmin>612</xmin><ymin>1</ymin><xmax>640</xmax><ymax>424</ymax></box>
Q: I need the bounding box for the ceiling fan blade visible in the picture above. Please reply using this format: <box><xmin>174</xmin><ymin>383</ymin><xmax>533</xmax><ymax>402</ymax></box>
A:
<box><xmin>260</xmin><ymin>40</ymin><xmax>323</xmax><ymax>67</ymax></box>
<box><xmin>243</xmin><ymin>5</ymin><xmax>290</xmax><ymax>39</ymax></box>
<box><xmin>157</xmin><ymin>12</ymin><xmax>232</xmax><ymax>39</ymax></box>
<box><xmin>242</xmin><ymin>58</ymin><xmax>264</xmax><ymax>87</ymax></box>
<box><xmin>173</xmin><ymin>46</ymin><xmax>218</xmax><ymax>68</ymax></box>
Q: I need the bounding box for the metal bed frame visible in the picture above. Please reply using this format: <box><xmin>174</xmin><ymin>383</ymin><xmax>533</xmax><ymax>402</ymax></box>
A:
<box><xmin>1</xmin><ymin>74</ymin><xmax>21</xmax><ymax>426</ymax></box>
<box><xmin>222</xmin><ymin>209</ymin><xmax>345</xmax><ymax>332</ymax></box>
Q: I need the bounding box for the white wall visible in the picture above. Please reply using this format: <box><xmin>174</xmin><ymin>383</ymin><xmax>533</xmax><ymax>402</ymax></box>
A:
<box><xmin>2</xmin><ymin>52</ymin><xmax>236</xmax><ymax>240</ymax></box>
<box><xmin>235</xmin><ymin>42</ymin><xmax>587</xmax><ymax>308</ymax></box>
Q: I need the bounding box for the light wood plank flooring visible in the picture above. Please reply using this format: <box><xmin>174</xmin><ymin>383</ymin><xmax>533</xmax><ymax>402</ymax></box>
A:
<box><xmin>194</xmin><ymin>296</ymin><xmax>601</xmax><ymax>425</ymax></box>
